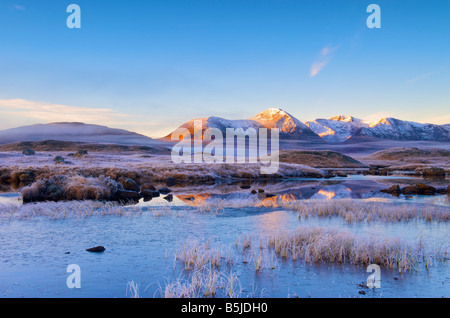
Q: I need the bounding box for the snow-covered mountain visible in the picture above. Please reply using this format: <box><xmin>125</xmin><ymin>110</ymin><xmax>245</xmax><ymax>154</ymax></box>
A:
<box><xmin>306</xmin><ymin>115</ymin><xmax>450</xmax><ymax>143</ymax></box>
<box><xmin>1</xmin><ymin>111</ymin><xmax>449</xmax><ymax>146</ymax></box>
<box><xmin>353</xmin><ymin>118</ymin><xmax>450</xmax><ymax>142</ymax></box>
<box><xmin>0</xmin><ymin>122</ymin><xmax>155</xmax><ymax>145</ymax></box>
<box><xmin>164</xmin><ymin>108</ymin><xmax>320</xmax><ymax>140</ymax></box>
<box><xmin>306</xmin><ymin>116</ymin><xmax>369</xmax><ymax>142</ymax></box>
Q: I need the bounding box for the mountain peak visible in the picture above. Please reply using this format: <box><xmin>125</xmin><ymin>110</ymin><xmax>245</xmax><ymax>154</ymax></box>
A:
<box><xmin>252</xmin><ymin>108</ymin><xmax>288</xmax><ymax>119</ymax></box>
<box><xmin>330</xmin><ymin>115</ymin><xmax>361</xmax><ymax>123</ymax></box>
<box><xmin>251</xmin><ymin>108</ymin><xmax>307</xmax><ymax>133</ymax></box>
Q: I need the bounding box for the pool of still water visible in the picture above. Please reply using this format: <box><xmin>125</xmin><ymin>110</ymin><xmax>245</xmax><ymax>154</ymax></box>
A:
<box><xmin>0</xmin><ymin>199</ymin><xmax>448</xmax><ymax>298</ymax></box>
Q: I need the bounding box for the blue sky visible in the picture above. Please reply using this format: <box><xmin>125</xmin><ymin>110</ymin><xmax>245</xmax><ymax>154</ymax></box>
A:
<box><xmin>0</xmin><ymin>0</ymin><xmax>449</xmax><ymax>137</ymax></box>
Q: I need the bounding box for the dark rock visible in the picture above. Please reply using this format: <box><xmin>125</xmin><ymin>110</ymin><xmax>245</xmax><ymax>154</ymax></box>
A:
<box><xmin>185</xmin><ymin>196</ymin><xmax>194</xmax><ymax>201</ymax></box>
<box><xmin>159</xmin><ymin>187</ymin><xmax>172</xmax><ymax>195</ymax></box>
<box><xmin>65</xmin><ymin>252</ymin><xmax>71</xmax><ymax>255</ymax></box>
<box><xmin>167</xmin><ymin>177</ymin><xmax>177</xmax><ymax>187</ymax></box>
<box><xmin>337</xmin><ymin>173</ymin><xmax>348</xmax><ymax>178</ymax></box>
<box><xmin>258</xmin><ymin>189</ymin><xmax>265</xmax><ymax>193</ymax></box>
<box><xmin>140</xmin><ymin>189</ymin><xmax>160</xmax><ymax>198</ymax></box>
<box><xmin>240</xmin><ymin>185</ymin><xmax>251</xmax><ymax>190</ymax></box>
<box><xmin>141</xmin><ymin>184</ymin><xmax>156</xmax><ymax>192</ymax></box>
<box><xmin>422</xmin><ymin>167</ymin><xmax>446</xmax><ymax>177</ymax></box>
<box><xmin>115</xmin><ymin>190</ymin><xmax>141</xmax><ymax>202</ymax></box>
<box><xmin>22</xmin><ymin>149</ymin><xmax>35</xmax><ymax>156</ymax></box>
<box><xmin>402</xmin><ymin>184</ymin><xmax>436</xmax><ymax>196</ymax></box>
<box><xmin>416</xmin><ymin>183</ymin><xmax>436</xmax><ymax>195</ymax></box>
<box><xmin>358</xmin><ymin>291</ymin><xmax>366</xmax><ymax>295</ymax></box>
<box><xmin>380</xmin><ymin>185</ymin><xmax>402</xmax><ymax>197</ymax></box>
<box><xmin>323</xmin><ymin>173</ymin><xmax>335</xmax><ymax>179</ymax></box>
<box><xmin>251</xmin><ymin>190</ymin><xmax>257</xmax><ymax>195</ymax></box>
<box><xmin>265</xmin><ymin>193</ymin><xmax>276</xmax><ymax>198</ymax></box>
<box><xmin>86</xmin><ymin>246</ymin><xmax>105</xmax><ymax>253</ymax></box>
<box><xmin>402</xmin><ymin>185</ymin><xmax>419</xmax><ymax>195</ymax></box>
<box><xmin>54</xmin><ymin>156</ymin><xmax>65</xmax><ymax>164</ymax></box>
<box><xmin>436</xmin><ymin>188</ymin><xmax>447</xmax><ymax>195</ymax></box>
<box><xmin>163</xmin><ymin>194</ymin><xmax>173</xmax><ymax>202</ymax></box>
<box><xmin>120</xmin><ymin>178</ymin><xmax>140</xmax><ymax>192</ymax></box>
<box><xmin>152</xmin><ymin>191</ymin><xmax>161</xmax><ymax>198</ymax></box>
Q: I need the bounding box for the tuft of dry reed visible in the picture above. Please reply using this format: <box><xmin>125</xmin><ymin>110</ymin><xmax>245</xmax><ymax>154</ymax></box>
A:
<box><xmin>161</xmin><ymin>266</ymin><xmax>242</xmax><ymax>298</ymax></box>
<box><xmin>267</xmin><ymin>226</ymin><xmax>448</xmax><ymax>272</ymax></box>
<box><xmin>126</xmin><ymin>281</ymin><xmax>140</xmax><ymax>298</ymax></box>
<box><xmin>175</xmin><ymin>239</ymin><xmax>234</xmax><ymax>271</ymax></box>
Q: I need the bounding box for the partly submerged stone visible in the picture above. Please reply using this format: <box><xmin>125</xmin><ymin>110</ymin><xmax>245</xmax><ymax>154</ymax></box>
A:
<box><xmin>140</xmin><ymin>189</ymin><xmax>160</xmax><ymax>198</ymax></box>
<box><xmin>115</xmin><ymin>189</ymin><xmax>141</xmax><ymax>202</ymax></box>
<box><xmin>158</xmin><ymin>187</ymin><xmax>172</xmax><ymax>195</ymax></box>
<box><xmin>380</xmin><ymin>185</ymin><xmax>402</xmax><ymax>197</ymax></box>
<box><xmin>86</xmin><ymin>246</ymin><xmax>105</xmax><ymax>253</ymax></box>
<box><xmin>163</xmin><ymin>194</ymin><xmax>173</xmax><ymax>202</ymax></box>
<box><xmin>402</xmin><ymin>184</ymin><xmax>436</xmax><ymax>196</ymax></box>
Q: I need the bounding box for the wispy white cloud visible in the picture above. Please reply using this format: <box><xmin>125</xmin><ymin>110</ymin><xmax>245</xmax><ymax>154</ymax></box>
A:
<box><xmin>405</xmin><ymin>72</ymin><xmax>434</xmax><ymax>85</ymax></box>
<box><xmin>0</xmin><ymin>99</ymin><xmax>129</xmax><ymax>123</ymax></box>
<box><xmin>362</xmin><ymin>111</ymin><xmax>397</xmax><ymax>123</ymax></box>
<box><xmin>9</xmin><ymin>4</ymin><xmax>26</xmax><ymax>10</ymax></box>
<box><xmin>310</xmin><ymin>45</ymin><xmax>339</xmax><ymax>77</ymax></box>
<box><xmin>420</xmin><ymin>114</ymin><xmax>450</xmax><ymax>125</ymax></box>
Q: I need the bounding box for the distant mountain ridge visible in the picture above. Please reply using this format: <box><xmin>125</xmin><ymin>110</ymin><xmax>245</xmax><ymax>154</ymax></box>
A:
<box><xmin>0</xmin><ymin>122</ymin><xmax>155</xmax><ymax>145</ymax></box>
<box><xmin>0</xmin><ymin>110</ymin><xmax>449</xmax><ymax>146</ymax></box>
<box><xmin>167</xmin><ymin>108</ymin><xmax>450</xmax><ymax>143</ymax></box>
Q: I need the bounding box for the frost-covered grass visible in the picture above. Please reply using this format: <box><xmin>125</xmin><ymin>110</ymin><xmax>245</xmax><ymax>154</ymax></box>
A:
<box><xmin>126</xmin><ymin>281</ymin><xmax>140</xmax><ymax>298</ymax></box>
<box><xmin>175</xmin><ymin>239</ymin><xmax>232</xmax><ymax>271</ymax></box>
<box><xmin>159</xmin><ymin>266</ymin><xmax>242</xmax><ymax>298</ymax></box>
<box><xmin>287</xmin><ymin>199</ymin><xmax>450</xmax><ymax>223</ymax></box>
<box><xmin>176</xmin><ymin>229</ymin><xmax>447</xmax><ymax>274</ymax></box>
<box><xmin>192</xmin><ymin>198</ymin><xmax>450</xmax><ymax>223</ymax></box>
<box><xmin>153</xmin><ymin>227</ymin><xmax>448</xmax><ymax>298</ymax></box>
<box><xmin>4</xmin><ymin>196</ymin><xmax>448</xmax><ymax>223</ymax></box>
<box><xmin>0</xmin><ymin>201</ymin><xmax>126</xmax><ymax>220</ymax></box>
<box><xmin>0</xmin><ymin>200</ymin><xmax>190</xmax><ymax>220</ymax></box>
<box><xmin>268</xmin><ymin>226</ymin><xmax>448</xmax><ymax>273</ymax></box>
